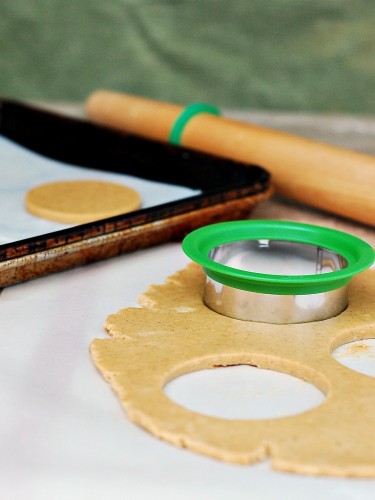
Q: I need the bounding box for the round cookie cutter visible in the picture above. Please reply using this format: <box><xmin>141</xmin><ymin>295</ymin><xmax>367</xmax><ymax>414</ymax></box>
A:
<box><xmin>182</xmin><ymin>220</ymin><xmax>375</xmax><ymax>324</ymax></box>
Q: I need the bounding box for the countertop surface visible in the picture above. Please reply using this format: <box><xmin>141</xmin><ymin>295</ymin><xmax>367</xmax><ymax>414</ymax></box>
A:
<box><xmin>1</xmin><ymin>104</ymin><xmax>375</xmax><ymax>499</ymax></box>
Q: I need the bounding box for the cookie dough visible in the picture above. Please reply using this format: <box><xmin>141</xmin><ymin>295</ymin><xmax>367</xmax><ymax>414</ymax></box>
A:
<box><xmin>25</xmin><ymin>179</ymin><xmax>141</xmax><ymax>223</ymax></box>
<box><xmin>90</xmin><ymin>263</ymin><xmax>375</xmax><ymax>477</ymax></box>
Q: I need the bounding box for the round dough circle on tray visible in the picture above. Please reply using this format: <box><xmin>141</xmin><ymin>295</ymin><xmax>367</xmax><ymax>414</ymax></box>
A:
<box><xmin>25</xmin><ymin>180</ymin><xmax>142</xmax><ymax>224</ymax></box>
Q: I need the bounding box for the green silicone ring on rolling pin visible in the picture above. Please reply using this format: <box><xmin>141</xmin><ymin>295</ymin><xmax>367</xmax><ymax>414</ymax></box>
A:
<box><xmin>168</xmin><ymin>102</ymin><xmax>221</xmax><ymax>145</ymax></box>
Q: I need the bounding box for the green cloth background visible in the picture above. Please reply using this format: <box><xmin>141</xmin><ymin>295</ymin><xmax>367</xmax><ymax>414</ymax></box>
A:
<box><xmin>1</xmin><ymin>0</ymin><xmax>374</xmax><ymax>112</ymax></box>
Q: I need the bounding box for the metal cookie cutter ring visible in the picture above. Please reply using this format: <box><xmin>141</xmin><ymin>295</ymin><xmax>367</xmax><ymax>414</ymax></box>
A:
<box><xmin>182</xmin><ymin>220</ymin><xmax>375</xmax><ymax>324</ymax></box>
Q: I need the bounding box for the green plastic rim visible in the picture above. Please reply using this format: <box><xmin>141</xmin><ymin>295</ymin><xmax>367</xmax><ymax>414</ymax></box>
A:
<box><xmin>168</xmin><ymin>102</ymin><xmax>221</xmax><ymax>145</ymax></box>
<box><xmin>182</xmin><ymin>220</ymin><xmax>375</xmax><ymax>295</ymax></box>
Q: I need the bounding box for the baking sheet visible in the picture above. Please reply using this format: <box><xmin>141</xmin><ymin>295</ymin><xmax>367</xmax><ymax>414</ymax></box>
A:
<box><xmin>0</xmin><ymin>134</ymin><xmax>199</xmax><ymax>244</ymax></box>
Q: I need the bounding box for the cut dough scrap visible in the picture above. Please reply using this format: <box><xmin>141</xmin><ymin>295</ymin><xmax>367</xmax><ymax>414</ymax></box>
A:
<box><xmin>90</xmin><ymin>263</ymin><xmax>375</xmax><ymax>477</ymax></box>
<box><xmin>25</xmin><ymin>179</ymin><xmax>141</xmax><ymax>223</ymax></box>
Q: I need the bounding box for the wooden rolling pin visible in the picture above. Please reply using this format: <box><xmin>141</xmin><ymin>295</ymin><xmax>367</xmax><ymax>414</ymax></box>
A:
<box><xmin>85</xmin><ymin>90</ymin><xmax>375</xmax><ymax>227</ymax></box>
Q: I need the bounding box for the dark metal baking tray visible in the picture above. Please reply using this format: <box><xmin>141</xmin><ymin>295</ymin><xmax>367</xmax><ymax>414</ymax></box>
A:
<box><xmin>0</xmin><ymin>99</ymin><xmax>271</xmax><ymax>287</ymax></box>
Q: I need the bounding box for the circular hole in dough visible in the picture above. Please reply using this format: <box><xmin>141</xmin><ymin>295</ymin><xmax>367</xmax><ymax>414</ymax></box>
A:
<box><xmin>332</xmin><ymin>339</ymin><xmax>375</xmax><ymax>378</ymax></box>
<box><xmin>25</xmin><ymin>179</ymin><xmax>142</xmax><ymax>224</ymax></box>
<box><xmin>164</xmin><ymin>365</ymin><xmax>325</xmax><ymax>420</ymax></box>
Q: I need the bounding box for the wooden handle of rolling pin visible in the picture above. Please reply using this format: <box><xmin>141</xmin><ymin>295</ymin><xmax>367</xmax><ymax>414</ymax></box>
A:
<box><xmin>85</xmin><ymin>90</ymin><xmax>375</xmax><ymax>227</ymax></box>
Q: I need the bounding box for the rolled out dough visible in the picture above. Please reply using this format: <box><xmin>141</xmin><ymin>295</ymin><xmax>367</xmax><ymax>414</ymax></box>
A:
<box><xmin>90</xmin><ymin>263</ymin><xmax>375</xmax><ymax>477</ymax></box>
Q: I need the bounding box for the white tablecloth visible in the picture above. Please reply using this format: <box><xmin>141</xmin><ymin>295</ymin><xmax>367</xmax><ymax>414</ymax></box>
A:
<box><xmin>1</xmin><ymin>106</ymin><xmax>375</xmax><ymax>499</ymax></box>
